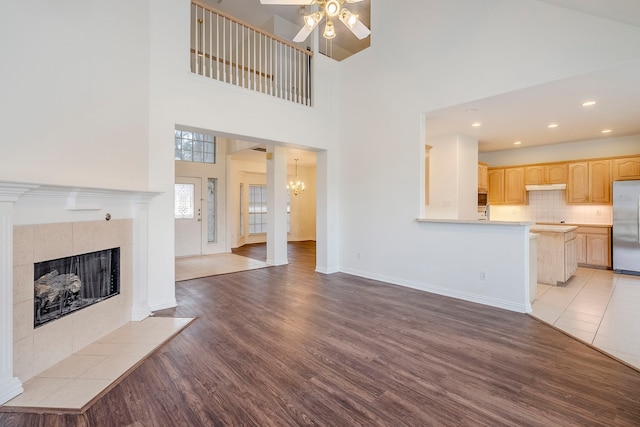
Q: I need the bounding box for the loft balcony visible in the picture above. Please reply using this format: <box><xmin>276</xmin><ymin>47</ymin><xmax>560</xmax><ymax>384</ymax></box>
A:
<box><xmin>191</xmin><ymin>1</ymin><xmax>313</xmax><ymax>106</ymax></box>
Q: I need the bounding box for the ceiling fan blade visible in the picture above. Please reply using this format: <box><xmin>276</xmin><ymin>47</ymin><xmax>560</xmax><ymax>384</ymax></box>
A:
<box><xmin>260</xmin><ymin>0</ymin><xmax>312</xmax><ymax>4</ymax></box>
<box><xmin>338</xmin><ymin>12</ymin><xmax>370</xmax><ymax>39</ymax></box>
<box><xmin>345</xmin><ymin>0</ymin><xmax>365</xmax><ymax>3</ymax></box>
<box><xmin>293</xmin><ymin>25</ymin><xmax>314</xmax><ymax>42</ymax></box>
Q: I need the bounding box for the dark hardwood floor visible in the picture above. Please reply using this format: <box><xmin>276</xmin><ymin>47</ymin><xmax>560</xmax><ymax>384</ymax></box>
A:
<box><xmin>3</xmin><ymin>241</ymin><xmax>640</xmax><ymax>426</ymax></box>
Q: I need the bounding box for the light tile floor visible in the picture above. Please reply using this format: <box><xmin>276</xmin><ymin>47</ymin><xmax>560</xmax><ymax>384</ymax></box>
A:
<box><xmin>3</xmin><ymin>316</ymin><xmax>194</xmax><ymax>411</ymax></box>
<box><xmin>530</xmin><ymin>267</ymin><xmax>640</xmax><ymax>370</ymax></box>
<box><xmin>175</xmin><ymin>253</ymin><xmax>268</xmax><ymax>281</ymax></box>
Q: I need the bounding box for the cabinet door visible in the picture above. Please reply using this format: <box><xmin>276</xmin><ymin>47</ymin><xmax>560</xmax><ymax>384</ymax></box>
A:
<box><xmin>478</xmin><ymin>163</ymin><xmax>488</xmax><ymax>192</ymax></box>
<box><xmin>575</xmin><ymin>233</ymin><xmax>586</xmax><ymax>264</ymax></box>
<box><xmin>504</xmin><ymin>168</ymin><xmax>527</xmax><ymax>204</ymax></box>
<box><xmin>567</xmin><ymin>162</ymin><xmax>589</xmax><ymax>203</ymax></box>
<box><xmin>589</xmin><ymin>160</ymin><xmax>611</xmax><ymax>204</ymax></box>
<box><xmin>545</xmin><ymin>163</ymin><xmax>568</xmax><ymax>184</ymax></box>
<box><xmin>613</xmin><ymin>156</ymin><xmax>640</xmax><ymax>181</ymax></box>
<box><xmin>586</xmin><ymin>234</ymin><xmax>610</xmax><ymax>267</ymax></box>
<box><xmin>488</xmin><ymin>169</ymin><xmax>504</xmax><ymax>204</ymax></box>
<box><xmin>524</xmin><ymin>166</ymin><xmax>544</xmax><ymax>185</ymax></box>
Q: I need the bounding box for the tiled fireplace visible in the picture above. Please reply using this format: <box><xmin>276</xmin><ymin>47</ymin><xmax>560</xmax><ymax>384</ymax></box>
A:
<box><xmin>0</xmin><ymin>182</ymin><xmax>158</xmax><ymax>404</ymax></box>
<box><xmin>13</xmin><ymin>219</ymin><xmax>133</xmax><ymax>382</ymax></box>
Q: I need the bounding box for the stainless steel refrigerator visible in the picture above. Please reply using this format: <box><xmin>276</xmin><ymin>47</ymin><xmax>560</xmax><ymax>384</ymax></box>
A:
<box><xmin>613</xmin><ymin>180</ymin><xmax>640</xmax><ymax>275</ymax></box>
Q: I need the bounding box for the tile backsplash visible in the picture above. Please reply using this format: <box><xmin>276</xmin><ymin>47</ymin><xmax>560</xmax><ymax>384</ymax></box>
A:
<box><xmin>489</xmin><ymin>190</ymin><xmax>612</xmax><ymax>224</ymax></box>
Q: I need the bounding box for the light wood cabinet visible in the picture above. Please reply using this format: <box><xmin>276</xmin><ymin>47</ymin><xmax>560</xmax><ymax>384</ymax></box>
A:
<box><xmin>533</xmin><ymin>227</ymin><xmax>577</xmax><ymax>285</ymax></box>
<box><xmin>488</xmin><ymin>168</ymin><xmax>504</xmax><ymax>205</ymax></box>
<box><xmin>575</xmin><ymin>226</ymin><xmax>611</xmax><ymax>268</ymax></box>
<box><xmin>504</xmin><ymin>167</ymin><xmax>527</xmax><ymax>204</ymax></box>
<box><xmin>567</xmin><ymin>160</ymin><xmax>611</xmax><ymax>204</ymax></box>
<box><xmin>524</xmin><ymin>163</ymin><xmax>567</xmax><ymax>185</ymax></box>
<box><xmin>613</xmin><ymin>156</ymin><xmax>640</xmax><ymax>181</ymax></box>
<box><xmin>489</xmin><ymin>167</ymin><xmax>527</xmax><ymax>205</ymax></box>
<box><xmin>478</xmin><ymin>163</ymin><xmax>488</xmax><ymax>193</ymax></box>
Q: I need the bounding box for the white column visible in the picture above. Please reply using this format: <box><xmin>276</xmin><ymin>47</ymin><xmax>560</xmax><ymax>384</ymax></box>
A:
<box><xmin>315</xmin><ymin>150</ymin><xmax>339</xmax><ymax>274</ymax></box>
<box><xmin>131</xmin><ymin>199</ymin><xmax>152</xmax><ymax>321</ymax></box>
<box><xmin>0</xmin><ymin>184</ymin><xmax>35</xmax><ymax>405</ymax></box>
<box><xmin>266</xmin><ymin>146</ymin><xmax>289</xmax><ymax>266</ymax></box>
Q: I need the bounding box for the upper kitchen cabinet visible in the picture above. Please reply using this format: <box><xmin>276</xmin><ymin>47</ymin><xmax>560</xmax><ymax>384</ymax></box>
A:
<box><xmin>613</xmin><ymin>156</ymin><xmax>640</xmax><ymax>181</ymax></box>
<box><xmin>524</xmin><ymin>163</ymin><xmax>568</xmax><ymax>185</ymax></box>
<box><xmin>478</xmin><ymin>162</ymin><xmax>488</xmax><ymax>193</ymax></box>
<box><xmin>488</xmin><ymin>168</ymin><xmax>504</xmax><ymax>205</ymax></box>
<box><xmin>488</xmin><ymin>167</ymin><xmax>527</xmax><ymax>205</ymax></box>
<box><xmin>567</xmin><ymin>160</ymin><xmax>611</xmax><ymax>204</ymax></box>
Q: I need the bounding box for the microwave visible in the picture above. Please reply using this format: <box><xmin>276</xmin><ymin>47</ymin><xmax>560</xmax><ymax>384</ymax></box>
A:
<box><xmin>478</xmin><ymin>192</ymin><xmax>488</xmax><ymax>207</ymax></box>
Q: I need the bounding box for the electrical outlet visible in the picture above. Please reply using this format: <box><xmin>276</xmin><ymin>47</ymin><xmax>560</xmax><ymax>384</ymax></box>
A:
<box><xmin>480</xmin><ymin>271</ymin><xmax>487</xmax><ymax>280</ymax></box>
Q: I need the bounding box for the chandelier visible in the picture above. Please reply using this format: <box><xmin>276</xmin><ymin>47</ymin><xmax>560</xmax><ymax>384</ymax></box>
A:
<box><xmin>287</xmin><ymin>159</ymin><xmax>306</xmax><ymax>196</ymax></box>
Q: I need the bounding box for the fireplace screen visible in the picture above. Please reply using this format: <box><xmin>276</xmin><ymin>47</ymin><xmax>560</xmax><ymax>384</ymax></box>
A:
<box><xmin>34</xmin><ymin>247</ymin><xmax>120</xmax><ymax>328</ymax></box>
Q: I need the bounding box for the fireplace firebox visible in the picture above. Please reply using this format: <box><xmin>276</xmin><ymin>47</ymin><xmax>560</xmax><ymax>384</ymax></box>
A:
<box><xmin>34</xmin><ymin>247</ymin><xmax>120</xmax><ymax>328</ymax></box>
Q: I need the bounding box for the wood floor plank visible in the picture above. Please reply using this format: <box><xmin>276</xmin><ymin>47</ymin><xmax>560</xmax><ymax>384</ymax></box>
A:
<box><xmin>2</xmin><ymin>241</ymin><xmax>640</xmax><ymax>426</ymax></box>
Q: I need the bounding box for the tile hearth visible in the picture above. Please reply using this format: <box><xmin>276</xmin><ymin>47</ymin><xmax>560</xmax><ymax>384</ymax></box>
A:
<box><xmin>2</xmin><ymin>316</ymin><xmax>194</xmax><ymax>412</ymax></box>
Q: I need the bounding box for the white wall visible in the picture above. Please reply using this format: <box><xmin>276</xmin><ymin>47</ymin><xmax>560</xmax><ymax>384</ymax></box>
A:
<box><xmin>146</xmin><ymin>0</ymin><xmax>340</xmax><ymax>309</ymax></box>
<box><xmin>426</xmin><ymin>133</ymin><xmax>478</xmax><ymax>220</ymax></box>
<box><xmin>0</xmin><ymin>1</ymin><xmax>150</xmax><ymax>190</ymax></box>
<box><xmin>227</xmin><ymin>159</ymin><xmax>316</xmax><ymax>248</ymax></box>
<box><xmin>479</xmin><ymin>134</ymin><xmax>640</xmax><ymax>166</ymax></box>
<box><xmin>335</xmin><ymin>0</ymin><xmax>640</xmax><ymax>310</ymax></box>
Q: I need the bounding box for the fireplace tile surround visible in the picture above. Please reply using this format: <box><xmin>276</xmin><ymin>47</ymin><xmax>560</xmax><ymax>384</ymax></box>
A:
<box><xmin>13</xmin><ymin>219</ymin><xmax>134</xmax><ymax>382</ymax></box>
<box><xmin>0</xmin><ymin>181</ymin><xmax>161</xmax><ymax>405</ymax></box>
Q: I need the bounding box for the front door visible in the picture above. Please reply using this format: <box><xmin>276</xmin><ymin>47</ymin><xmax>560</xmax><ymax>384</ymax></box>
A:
<box><xmin>175</xmin><ymin>176</ymin><xmax>202</xmax><ymax>257</ymax></box>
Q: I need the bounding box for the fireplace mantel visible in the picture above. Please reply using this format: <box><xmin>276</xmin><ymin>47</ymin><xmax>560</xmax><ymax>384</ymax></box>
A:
<box><xmin>0</xmin><ymin>180</ymin><xmax>161</xmax><ymax>404</ymax></box>
<box><xmin>0</xmin><ymin>181</ymin><xmax>160</xmax><ymax>209</ymax></box>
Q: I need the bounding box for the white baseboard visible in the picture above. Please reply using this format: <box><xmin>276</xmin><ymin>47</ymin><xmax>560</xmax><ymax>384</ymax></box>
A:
<box><xmin>149</xmin><ymin>298</ymin><xmax>178</xmax><ymax>312</ymax></box>
<box><xmin>339</xmin><ymin>267</ymin><xmax>530</xmax><ymax>314</ymax></box>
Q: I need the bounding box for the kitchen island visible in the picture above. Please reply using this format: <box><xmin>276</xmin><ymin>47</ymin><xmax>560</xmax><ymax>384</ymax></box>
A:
<box><xmin>530</xmin><ymin>224</ymin><xmax>578</xmax><ymax>285</ymax></box>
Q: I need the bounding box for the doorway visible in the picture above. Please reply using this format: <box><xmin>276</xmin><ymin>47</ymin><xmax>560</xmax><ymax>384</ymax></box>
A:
<box><xmin>175</xmin><ymin>176</ymin><xmax>202</xmax><ymax>257</ymax></box>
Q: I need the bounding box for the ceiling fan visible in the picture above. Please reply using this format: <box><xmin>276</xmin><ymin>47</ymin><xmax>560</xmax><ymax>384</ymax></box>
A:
<box><xmin>260</xmin><ymin>0</ymin><xmax>370</xmax><ymax>42</ymax></box>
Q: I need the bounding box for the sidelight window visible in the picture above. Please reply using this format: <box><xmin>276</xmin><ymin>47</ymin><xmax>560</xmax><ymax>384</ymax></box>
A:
<box><xmin>249</xmin><ymin>185</ymin><xmax>267</xmax><ymax>234</ymax></box>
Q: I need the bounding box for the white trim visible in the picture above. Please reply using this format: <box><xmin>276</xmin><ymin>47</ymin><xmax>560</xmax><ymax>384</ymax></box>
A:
<box><xmin>0</xmin><ymin>202</ymin><xmax>22</xmax><ymax>404</ymax></box>
<box><xmin>149</xmin><ymin>298</ymin><xmax>178</xmax><ymax>312</ymax></box>
<box><xmin>339</xmin><ymin>266</ymin><xmax>532</xmax><ymax>314</ymax></box>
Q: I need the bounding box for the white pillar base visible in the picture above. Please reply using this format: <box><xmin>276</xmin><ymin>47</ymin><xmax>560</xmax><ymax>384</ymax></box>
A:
<box><xmin>0</xmin><ymin>377</ymin><xmax>23</xmax><ymax>405</ymax></box>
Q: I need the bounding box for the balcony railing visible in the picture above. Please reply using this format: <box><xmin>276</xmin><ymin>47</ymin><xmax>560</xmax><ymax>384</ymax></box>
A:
<box><xmin>191</xmin><ymin>1</ymin><xmax>313</xmax><ymax>106</ymax></box>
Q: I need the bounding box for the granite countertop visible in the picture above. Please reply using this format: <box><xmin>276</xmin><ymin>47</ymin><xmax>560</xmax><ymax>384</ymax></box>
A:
<box><xmin>535</xmin><ymin>222</ymin><xmax>612</xmax><ymax>228</ymax></box>
<box><xmin>530</xmin><ymin>224</ymin><xmax>578</xmax><ymax>233</ymax></box>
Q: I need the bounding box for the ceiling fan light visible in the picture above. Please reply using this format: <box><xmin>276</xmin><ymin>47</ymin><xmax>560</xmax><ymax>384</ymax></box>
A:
<box><xmin>323</xmin><ymin>20</ymin><xmax>336</xmax><ymax>39</ymax></box>
<box><xmin>303</xmin><ymin>12</ymin><xmax>322</xmax><ymax>29</ymax></box>
<box><xmin>325</xmin><ymin>0</ymin><xmax>341</xmax><ymax>18</ymax></box>
<box><xmin>339</xmin><ymin>9</ymin><xmax>359</xmax><ymax>29</ymax></box>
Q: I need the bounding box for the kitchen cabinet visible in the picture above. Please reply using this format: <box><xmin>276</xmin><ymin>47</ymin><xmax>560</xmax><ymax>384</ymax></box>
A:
<box><xmin>478</xmin><ymin>162</ymin><xmax>488</xmax><ymax>193</ymax></box>
<box><xmin>488</xmin><ymin>167</ymin><xmax>527</xmax><ymax>205</ymax></box>
<box><xmin>566</xmin><ymin>160</ymin><xmax>611</xmax><ymax>204</ymax></box>
<box><xmin>613</xmin><ymin>156</ymin><xmax>640</xmax><ymax>181</ymax></box>
<box><xmin>575</xmin><ymin>226</ymin><xmax>611</xmax><ymax>268</ymax></box>
<box><xmin>530</xmin><ymin>225</ymin><xmax>578</xmax><ymax>285</ymax></box>
<box><xmin>524</xmin><ymin>163</ymin><xmax>567</xmax><ymax>185</ymax></box>
<box><xmin>488</xmin><ymin>168</ymin><xmax>504</xmax><ymax>205</ymax></box>
<box><xmin>504</xmin><ymin>167</ymin><xmax>527</xmax><ymax>204</ymax></box>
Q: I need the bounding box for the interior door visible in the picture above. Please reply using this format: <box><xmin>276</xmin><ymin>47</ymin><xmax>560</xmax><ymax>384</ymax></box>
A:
<box><xmin>175</xmin><ymin>176</ymin><xmax>202</xmax><ymax>257</ymax></box>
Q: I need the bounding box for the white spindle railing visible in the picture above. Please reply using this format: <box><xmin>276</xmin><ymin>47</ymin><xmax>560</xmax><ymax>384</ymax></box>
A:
<box><xmin>191</xmin><ymin>2</ymin><xmax>313</xmax><ymax>106</ymax></box>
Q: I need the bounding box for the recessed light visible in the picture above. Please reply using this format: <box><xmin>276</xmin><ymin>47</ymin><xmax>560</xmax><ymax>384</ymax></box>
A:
<box><xmin>582</xmin><ymin>100</ymin><xmax>597</xmax><ymax>107</ymax></box>
<box><xmin>513</xmin><ymin>141</ymin><xmax>522</xmax><ymax>145</ymax></box>
<box><xmin>601</xmin><ymin>129</ymin><xmax>612</xmax><ymax>134</ymax></box>
<box><xmin>548</xmin><ymin>123</ymin><xmax>559</xmax><ymax>129</ymax></box>
<box><xmin>471</xmin><ymin>122</ymin><xmax>482</xmax><ymax>127</ymax></box>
